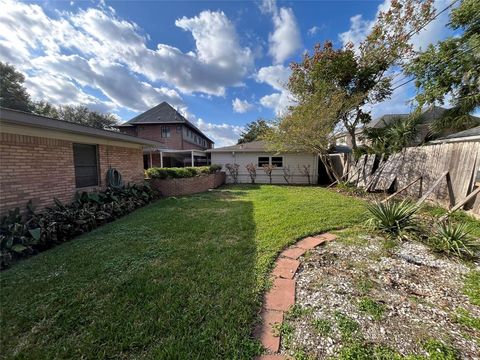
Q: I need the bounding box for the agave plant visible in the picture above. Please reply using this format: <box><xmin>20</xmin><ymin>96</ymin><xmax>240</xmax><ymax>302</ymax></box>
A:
<box><xmin>366</xmin><ymin>200</ymin><xmax>419</xmax><ymax>237</ymax></box>
<box><xmin>429</xmin><ymin>222</ymin><xmax>479</xmax><ymax>258</ymax></box>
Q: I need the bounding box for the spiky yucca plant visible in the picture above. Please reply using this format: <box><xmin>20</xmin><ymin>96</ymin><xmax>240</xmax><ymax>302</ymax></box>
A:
<box><xmin>430</xmin><ymin>222</ymin><xmax>479</xmax><ymax>258</ymax></box>
<box><xmin>366</xmin><ymin>200</ymin><xmax>419</xmax><ymax>237</ymax></box>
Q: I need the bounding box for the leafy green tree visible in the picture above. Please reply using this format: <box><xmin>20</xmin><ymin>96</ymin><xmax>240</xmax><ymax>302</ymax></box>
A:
<box><xmin>32</xmin><ymin>100</ymin><xmax>59</xmax><ymax>118</ymax></box>
<box><xmin>363</xmin><ymin>115</ymin><xmax>420</xmax><ymax>156</ymax></box>
<box><xmin>286</xmin><ymin>0</ymin><xmax>434</xmax><ymax>151</ymax></box>
<box><xmin>32</xmin><ymin>102</ymin><xmax>117</xmax><ymax>130</ymax></box>
<box><xmin>405</xmin><ymin>0</ymin><xmax>480</xmax><ymax>133</ymax></box>
<box><xmin>0</xmin><ymin>62</ymin><xmax>32</xmax><ymax>112</ymax></box>
<box><xmin>54</xmin><ymin>105</ymin><xmax>118</xmax><ymax>130</ymax></box>
<box><xmin>265</xmin><ymin>84</ymin><xmax>344</xmax><ymax>181</ymax></box>
<box><xmin>238</xmin><ymin>119</ymin><xmax>270</xmax><ymax>144</ymax></box>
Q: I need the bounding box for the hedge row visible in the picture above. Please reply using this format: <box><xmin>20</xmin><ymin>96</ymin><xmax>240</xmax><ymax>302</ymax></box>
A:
<box><xmin>0</xmin><ymin>184</ymin><xmax>158</xmax><ymax>269</ymax></box>
<box><xmin>145</xmin><ymin>164</ymin><xmax>222</xmax><ymax>179</ymax></box>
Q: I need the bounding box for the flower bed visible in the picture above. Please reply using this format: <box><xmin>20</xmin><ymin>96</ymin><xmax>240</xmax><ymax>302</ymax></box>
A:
<box><xmin>0</xmin><ymin>184</ymin><xmax>157</xmax><ymax>269</ymax></box>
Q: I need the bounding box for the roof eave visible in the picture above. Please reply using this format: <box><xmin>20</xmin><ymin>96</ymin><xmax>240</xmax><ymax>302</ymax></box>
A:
<box><xmin>0</xmin><ymin>107</ymin><xmax>163</xmax><ymax>147</ymax></box>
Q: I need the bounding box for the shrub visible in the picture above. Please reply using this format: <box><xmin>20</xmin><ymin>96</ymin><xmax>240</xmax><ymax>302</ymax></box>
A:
<box><xmin>366</xmin><ymin>200</ymin><xmax>418</xmax><ymax>237</ymax></box>
<box><xmin>428</xmin><ymin>222</ymin><xmax>479</xmax><ymax>258</ymax></box>
<box><xmin>146</xmin><ymin>165</ymin><xmax>222</xmax><ymax>179</ymax></box>
<box><xmin>0</xmin><ymin>184</ymin><xmax>157</xmax><ymax>269</ymax></box>
<box><xmin>245</xmin><ymin>163</ymin><xmax>256</xmax><ymax>184</ymax></box>
<box><xmin>209</xmin><ymin>164</ymin><xmax>222</xmax><ymax>173</ymax></box>
<box><xmin>225</xmin><ymin>163</ymin><xmax>240</xmax><ymax>184</ymax></box>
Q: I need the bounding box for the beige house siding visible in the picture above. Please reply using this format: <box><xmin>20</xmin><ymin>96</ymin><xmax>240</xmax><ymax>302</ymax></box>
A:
<box><xmin>211</xmin><ymin>152</ymin><xmax>318</xmax><ymax>184</ymax></box>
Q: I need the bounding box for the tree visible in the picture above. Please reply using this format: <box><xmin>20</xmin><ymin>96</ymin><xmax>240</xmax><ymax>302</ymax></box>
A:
<box><xmin>363</xmin><ymin>115</ymin><xmax>420</xmax><ymax>156</ymax></box>
<box><xmin>265</xmin><ymin>84</ymin><xmax>344</xmax><ymax>181</ymax></box>
<box><xmin>285</xmin><ymin>0</ymin><xmax>434</xmax><ymax>151</ymax></box>
<box><xmin>0</xmin><ymin>62</ymin><xmax>32</xmax><ymax>112</ymax></box>
<box><xmin>245</xmin><ymin>163</ymin><xmax>257</xmax><ymax>184</ymax></box>
<box><xmin>262</xmin><ymin>164</ymin><xmax>276</xmax><ymax>184</ymax></box>
<box><xmin>32</xmin><ymin>100</ymin><xmax>59</xmax><ymax>118</ymax></box>
<box><xmin>238</xmin><ymin>119</ymin><xmax>270</xmax><ymax>144</ymax></box>
<box><xmin>405</xmin><ymin>0</ymin><xmax>480</xmax><ymax>133</ymax></box>
<box><xmin>33</xmin><ymin>103</ymin><xmax>118</xmax><ymax>130</ymax></box>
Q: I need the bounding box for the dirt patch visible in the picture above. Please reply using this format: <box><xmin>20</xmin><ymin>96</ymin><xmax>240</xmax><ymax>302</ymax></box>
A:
<box><xmin>280</xmin><ymin>234</ymin><xmax>480</xmax><ymax>359</ymax></box>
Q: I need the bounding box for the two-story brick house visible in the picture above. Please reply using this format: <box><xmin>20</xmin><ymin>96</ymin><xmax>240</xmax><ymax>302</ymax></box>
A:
<box><xmin>117</xmin><ymin>102</ymin><xmax>214</xmax><ymax>168</ymax></box>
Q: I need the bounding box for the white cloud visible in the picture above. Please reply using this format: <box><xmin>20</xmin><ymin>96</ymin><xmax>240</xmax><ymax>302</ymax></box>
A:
<box><xmin>24</xmin><ymin>73</ymin><xmax>117</xmax><ymax>113</ymax></box>
<box><xmin>260</xmin><ymin>0</ymin><xmax>302</xmax><ymax>64</ymax></box>
<box><xmin>256</xmin><ymin>65</ymin><xmax>294</xmax><ymax>116</ymax></box>
<box><xmin>195</xmin><ymin>118</ymin><xmax>244</xmax><ymax>147</ymax></box>
<box><xmin>256</xmin><ymin>65</ymin><xmax>290</xmax><ymax>91</ymax></box>
<box><xmin>232</xmin><ymin>98</ymin><xmax>254</xmax><ymax>113</ymax></box>
<box><xmin>30</xmin><ymin>54</ymin><xmax>185</xmax><ymax>112</ymax></box>
<box><xmin>0</xmin><ymin>1</ymin><xmax>254</xmax><ymax>107</ymax></box>
<box><xmin>308</xmin><ymin>26</ymin><xmax>321</xmax><ymax>36</ymax></box>
<box><xmin>259</xmin><ymin>91</ymin><xmax>294</xmax><ymax>117</ymax></box>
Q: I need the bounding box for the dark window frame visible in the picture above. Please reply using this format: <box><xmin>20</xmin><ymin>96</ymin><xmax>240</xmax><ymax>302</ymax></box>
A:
<box><xmin>258</xmin><ymin>156</ymin><xmax>270</xmax><ymax>167</ymax></box>
<box><xmin>73</xmin><ymin>143</ymin><xmax>99</xmax><ymax>188</ymax></box>
<box><xmin>271</xmin><ymin>156</ymin><xmax>283</xmax><ymax>167</ymax></box>
<box><xmin>161</xmin><ymin>126</ymin><xmax>171</xmax><ymax>138</ymax></box>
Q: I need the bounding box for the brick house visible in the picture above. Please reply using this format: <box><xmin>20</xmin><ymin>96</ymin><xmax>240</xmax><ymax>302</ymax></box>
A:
<box><xmin>117</xmin><ymin>102</ymin><xmax>214</xmax><ymax>168</ymax></box>
<box><xmin>0</xmin><ymin>107</ymin><xmax>162</xmax><ymax>216</ymax></box>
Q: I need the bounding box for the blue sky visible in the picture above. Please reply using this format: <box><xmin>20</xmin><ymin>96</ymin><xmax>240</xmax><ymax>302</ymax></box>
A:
<box><xmin>0</xmin><ymin>0</ymin><xmax>455</xmax><ymax>146</ymax></box>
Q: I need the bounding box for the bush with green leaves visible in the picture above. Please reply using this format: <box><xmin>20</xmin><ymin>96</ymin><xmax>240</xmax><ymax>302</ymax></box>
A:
<box><xmin>366</xmin><ymin>200</ymin><xmax>419</xmax><ymax>237</ymax></box>
<box><xmin>0</xmin><ymin>184</ymin><xmax>157</xmax><ymax>269</ymax></box>
<box><xmin>428</xmin><ymin>222</ymin><xmax>479</xmax><ymax>259</ymax></box>
<box><xmin>146</xmin><ymin>165</ymin><xmax>222</xmax><ymax>180</ymax></box>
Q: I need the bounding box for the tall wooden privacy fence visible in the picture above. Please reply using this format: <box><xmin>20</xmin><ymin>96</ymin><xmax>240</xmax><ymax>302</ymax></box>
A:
<box><xmin>347</xmin><ymin>141</ymin><xmax>480</xmax><ymax>216</ymax></box>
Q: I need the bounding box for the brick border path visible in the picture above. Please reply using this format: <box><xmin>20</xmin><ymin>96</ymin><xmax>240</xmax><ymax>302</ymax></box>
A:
<box><xmin>255</xmin><ymin>233</ymin><xmax>337</xmax><ymax>359</ymax></box>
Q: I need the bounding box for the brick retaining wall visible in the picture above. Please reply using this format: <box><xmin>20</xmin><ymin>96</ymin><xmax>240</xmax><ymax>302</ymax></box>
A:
<box><xmin>149</xmin><ymin>172</ymin><xmax>225</xmax><ymax>197</ymax></box>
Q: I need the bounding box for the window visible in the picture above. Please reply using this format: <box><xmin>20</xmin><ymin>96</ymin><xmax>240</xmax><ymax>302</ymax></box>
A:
<box><xmin>161</xmin><ymin>126</ymin><xmax>171</xmax><ymax>138</ymax></box>
<box><xmin>176</xmin><ymin>125</ymin><xmax>182</xmax><ymax>133</ymax></box>
<box><xmin>271</xmin><ymin>156</ymin><xmax>283</xmax><ymax>167</ymax></box>
<box><xmin>73</xmin><ymin>143</ymin><xmax>99</xmax><ymax>188</ymax></box>
<box><xmin>258</xmin><ymin>156</ymin><xmax>283</xmax><ymax>168</ymax></box>
<box><xmin>258</xmin><ymin>157</ymin><xmax>270</xmax><ymax>167</ymax></box>
<box><xmin>194</xmin><ymin>135</ymin><xmax>198</xmax><ymax>143</ymax></box>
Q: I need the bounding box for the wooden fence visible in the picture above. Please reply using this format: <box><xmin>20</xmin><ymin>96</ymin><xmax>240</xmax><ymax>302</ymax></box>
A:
<box><xmin>347</xmin><ymin>141</ymin><xmax>480</xmax><ymax>216</ymax></box>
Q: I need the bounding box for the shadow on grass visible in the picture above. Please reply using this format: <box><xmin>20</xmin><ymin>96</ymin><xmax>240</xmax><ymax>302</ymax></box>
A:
<box><xmin>0</xmin><ymin>192</ymin><xmax>261</xmax><ymax>359</ymax></box>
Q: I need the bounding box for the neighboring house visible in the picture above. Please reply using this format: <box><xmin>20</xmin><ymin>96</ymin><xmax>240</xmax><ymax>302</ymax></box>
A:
<box><xmin>430</xmin><ymin>125</ymin><xmax>480</xmax><ymax>144</ymax></box>
<box><xmin>207</xmin><ymin>140</ymin><xmax>319</xmax><ymax>184</ymax></box>
<box><xmin>0</xmin><ymin>107</ymin><xmax>161</xmax><ymax>216</ymax></box>
<box><xmin>117</xmin><ymin>102</ymin><xmax>214</xmax><ymax>168</ymax></box>
<box><xmin>335</xmin><ymin>106</ymin><xmax>480</xmax><ymax>149</ymax></box>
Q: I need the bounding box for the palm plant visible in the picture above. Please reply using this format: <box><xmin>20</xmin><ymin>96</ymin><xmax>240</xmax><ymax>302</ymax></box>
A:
<box><xmin>366</xmin><ymin>200</ymin><xmax>419</xmax><ymax>237</ymax></box>
<box><xmin>429</xmin><ymin>222</ymin><xmax>479</xmax><ymax>258</ymax></box>
<box><xmin>386</xmin><ymin>116</ymin><xmax>419</xmax><ymax>152</ymax></box>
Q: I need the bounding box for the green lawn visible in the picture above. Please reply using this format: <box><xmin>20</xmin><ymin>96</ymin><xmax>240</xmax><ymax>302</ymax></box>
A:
<box><xmin>0</xmin><ymin>185</ymin><xmax>365</xmax><ymax>359</ymax></box>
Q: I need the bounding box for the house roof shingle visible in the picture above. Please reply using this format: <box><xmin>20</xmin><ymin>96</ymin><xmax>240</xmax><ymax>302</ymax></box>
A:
<box><xmin>207</xmin><ymin>140</ymin><xmax>267</xmax><ymax>152</ymax></box>
<box><xmin>431</xmin><ymin>125</ymin><xmax>480</xmax><ymax>143</ymax></box>
<box><xmin>0</xmin><ymin>107</ymin><xmax>164</xmax><ymax>147</ymax></box>
<box><xmin>117</xmin><ymin>102</ymin><xmax>214</xmax><ymax>143</ymax></box>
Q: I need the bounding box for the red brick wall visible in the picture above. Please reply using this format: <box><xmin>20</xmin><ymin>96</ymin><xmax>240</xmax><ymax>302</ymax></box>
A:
<box><xmin>149</xmin><ymin>172</ymin><xmax>225</xmax><ymax>197</ymax></box>
<box><xmin>0</xmin><ymin>133</ymin><xmax>144</xmax><ymax>215</ymax></box>
<box><xmin>119</xmin><ymin>124</ymin><xmax>213</xmax><ymax>150</ymax></box>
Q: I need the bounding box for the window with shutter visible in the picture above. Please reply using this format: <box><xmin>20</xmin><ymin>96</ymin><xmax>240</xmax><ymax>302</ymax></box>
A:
<box><xmin>73</xmin><ymin>143</ymin><xmax>99</xmax><ymax>188</ymax></box>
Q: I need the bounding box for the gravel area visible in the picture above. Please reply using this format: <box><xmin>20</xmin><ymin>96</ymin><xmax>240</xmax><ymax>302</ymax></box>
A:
<box><xmin>280</xmin><ymin>233</ymin><xmax>480</xmax><ymax>359</ymax></box>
